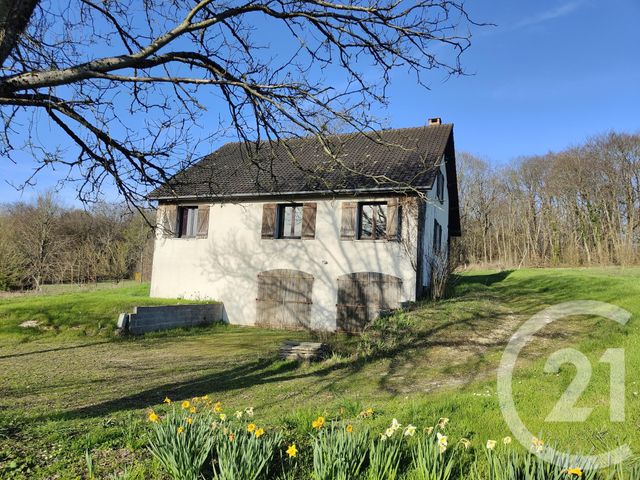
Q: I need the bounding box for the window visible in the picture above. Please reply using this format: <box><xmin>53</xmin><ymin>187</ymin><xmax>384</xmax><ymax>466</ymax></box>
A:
<box><xmin>433</xmin><ymin>219</ymin><xmax>442</xmax><ymax>253</ymax></box>
<box><xmin>278</xmin><ymin>204</ymin><xmax>303</xmax><ymax>238</ymax></box>
<box><xmin>358</xmin><ymin>202</ymin><xmax>387</xmax><ymax>240</ymax></box>
<box><xmin>436</xmin><ymin>171</ymin><xmax>445</xmax><ymax>203</ymax></box>
<box><xmin>178</xmin><ymin>206</ymin><xmax>198</xmax><ymax>238</ymax></box>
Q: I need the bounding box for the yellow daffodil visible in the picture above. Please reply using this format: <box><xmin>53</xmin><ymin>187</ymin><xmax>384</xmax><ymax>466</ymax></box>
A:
<box><xmin>181</xmin><ymin>400</ymin><xmax>190</xmax><ymax>410</ymax></box>
<box><xmin>404</xmin><ymin>424</ymin><xmax>416</xmax><ymax>437</ymax></box>
<box><xmin>286</xmin><ymin>444</ymin><xmax>298</xmax><ymax>458</ymax></box>
<box><xmin>192</xmin><ymin>396</ymin><xmax>200</xmax><ymax>403</ymax></box>
<box><xmin>503</xmin><ymin>436</ymin><xmax>512</xmax><ymax>445</ymax></box>
<box><xmin>147</xmin><ymin>411</ymin><xmax>159</xmax><ymax>423</ymax></box>
<box><xmin>213</xmin><ymin>401</ymin><xmax>222</xmax><ymax>413</ymax></box>
<box><xmin>312</xmin><ymin>416</ymin><xmax>325</xmax><ymax>429</ymax></box>
<box><xmin>186</xmin><ymin>417</ymin><xmax>193</xmax><ymax>425</ymax></box>
<box><xmin>219</xmin><ymin>413</ymin><xmax>227</xmax><ymax>421</ymax></box>
<box><xmin>566</xmin><ymin>467</ymin><xmax>583</xmax><ymax>477</ymax></box>
<box><xmin>247</xmin><ymin>423</ymin><xmax>257</xmax><ymax>433</ymax></box>
<box><xmin>255</xmin><ymin>428</ymin><xmax>265</xmax><ymax>438</ymax></box>
<box><xmin>359</xmin><ymin>408</ymin><xmax>374</xmax><ymax>418</ymax></box>
<box><xmin>177</xmin><ymin>426</ymin><xmax>184</xmax><ymax>435</ymax></box>
<box><xmin>163</xmin><ymin>397</ymin><xmax>172</xmax><ymax>404</ymax></box>
<box><xmin>486</xmin><ymin>440</ymin><xmax>497</xmax><ymax>450</ymax></box>
<box><xmin>346</xmin><ymin>424</ymin><xmax>353</xmax><ymax>433</ymax></box>
<box><xmin>190</xmin><ymin>406</ymin><xmax>197</xmax><ymax>414</ymax></box>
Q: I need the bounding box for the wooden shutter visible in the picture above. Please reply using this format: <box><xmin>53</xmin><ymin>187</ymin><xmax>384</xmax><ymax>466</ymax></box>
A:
<box><xmin>386</xmin><ymin>198</ymin><xmax>400</xmax><ymax>241</ymax></box>
<box><xmin>301</xmin><ymin>203</ymin><xmax>317</xmax><ymax>239</ymax></box>
<box><xmin>340</xmin><ymin>202</ymin><xmax>357</xmax><ymax>240</ymax></box>
<box><xmin>261</xmin><ymin>203</ymin><xmax>277</xmax><ymax>239</ymax></box>
<box><xmin>158</xmin><ymin>204</ymin><xmax>177</xmax><ymax>238</ymax></box>
<box><xmin>196</xmin><ymin>205</ymin><xmax>210</xmax><ymax>239</ymax></box>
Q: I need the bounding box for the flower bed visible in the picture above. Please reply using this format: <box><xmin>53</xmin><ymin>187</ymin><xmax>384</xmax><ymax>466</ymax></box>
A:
<box><xmin>143</xmin><ymin>396</ymin><xmax>602</xmax><ymax>480</ymax></box>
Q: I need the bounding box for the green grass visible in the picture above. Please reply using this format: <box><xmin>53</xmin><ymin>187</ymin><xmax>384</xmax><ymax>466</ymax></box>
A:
<box><xmin>0</xmin><ymin>281</ymin><xmax>205</xmax><ymax>339</ymax></box>
<box><xmin>1</xmin><ymin>268</ymin><xmax>639</xmax><ymax>478</ymax></box>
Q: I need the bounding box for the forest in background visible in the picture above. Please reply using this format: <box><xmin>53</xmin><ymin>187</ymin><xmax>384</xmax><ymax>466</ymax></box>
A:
<box><xmin>1</xmin><ymin>130</ymin><xmax>638</xmax><ymax>291</ymax></box>
<box><xmin>0</xmin><ymin>194</ymin><xmax>154</xmax><ymax>290</ymax></box>
<box><xmin>456</xmin><ymin>131</ymin><xmax>640</xmax><ymax>268</ymax></box>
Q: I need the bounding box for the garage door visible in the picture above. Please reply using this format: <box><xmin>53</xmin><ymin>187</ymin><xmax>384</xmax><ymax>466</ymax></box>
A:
<box><xmin>336</xmin><ymin>272</ymin><xmax>403</xmax><ymax>332</ymax></box>
<box><xmin>256</xmin><ymin>269</ymin><xmax>314</xmax><ymax>329</ymax></box>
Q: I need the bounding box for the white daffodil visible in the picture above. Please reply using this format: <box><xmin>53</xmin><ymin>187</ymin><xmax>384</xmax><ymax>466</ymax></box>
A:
<box><xmin>404</xmin><ymin>424</ymin><xmax>416</xmax><ymax>437</ymax></box>
<box><xmin>503</xmin><ymin>436</ymin><xmax>512</xmax><ymax>445</ymax></box>
<box><xmin>390</xmin><ymin>418</ymin><xmax>402</xmax><ymax>431</ymax></box>
<box><xmin>234</xmin><ymin>410</ymin><xmax>243</xmax><ymax>419</ymax></box>
<box><xmin>437</xmin><ymin>432</ymin><xmax>448</xmax><ymax>453</ymax></box>
<box><xmin>385</xmin><ymin>427</ymin><xmax>395</xmax><ymax>438</ymax></box>
<box><xmin>437</xmin><ymin>417</ymin><xmax>449</xmax><ymax>429</ymax></box>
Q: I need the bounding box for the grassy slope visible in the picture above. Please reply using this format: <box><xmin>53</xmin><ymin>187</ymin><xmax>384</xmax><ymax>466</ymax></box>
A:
<box><xmin>0</xmin><ymin>281</ymin><xmax>205</xmax><ymax>339</ymax></box>
<box><xmin>0</xmin><ymin>269</ymin><xmax>639</xmax><ymax>478</ymax></box>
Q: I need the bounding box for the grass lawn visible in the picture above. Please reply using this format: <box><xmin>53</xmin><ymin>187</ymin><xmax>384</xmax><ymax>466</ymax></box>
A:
<box><xmin>1</xmin><ymin>268</ymin><xmax>639</xmax><ymax>478</ymax></box>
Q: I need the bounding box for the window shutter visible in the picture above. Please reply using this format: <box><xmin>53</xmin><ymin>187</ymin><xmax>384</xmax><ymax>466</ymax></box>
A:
<box><xmin>261</xmin><ymin>203</ymin><xmax>277</xmax><ymax>239</ymax></box>
<box><xmin>196</xmin><ymin>205</ymin><xmax>210</xmax><ymax>239</ymax></box>
<box><xmin>158</xmin><ymin>204</ymin><xmax>177</xmax><ymax>238</ymax></box>
<box><xmin>301</xmin><ymin>203</ymin><xmax>317</xmax><ymax>239</ymax></box>
<box><xmin>386</xmin><ymin>198</ymin><xmax>400</xmax><ymax>241</ymax></box>
<box><xmin>340</xmin><ymin>202</ymin><xmax>357</xmax><ymax>240</ymax></box>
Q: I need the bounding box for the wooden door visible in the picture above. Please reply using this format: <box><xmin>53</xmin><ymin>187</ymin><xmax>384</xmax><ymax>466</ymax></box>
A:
<box><xmin>256</xmin><ymin>269</ymin><xmax>314</xmax><ymax>329</ymax></box>
<box><xmin>336</xmin><ymin>272</ymin><xmax>403</xmax><ymax>331</ymax></box>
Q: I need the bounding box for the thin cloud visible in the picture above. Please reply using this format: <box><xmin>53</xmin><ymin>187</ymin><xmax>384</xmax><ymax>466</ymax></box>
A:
<box><xmin>514</xmin><ymin>1</ymin><xmax>584</xmax><ymax>29</ymax></box>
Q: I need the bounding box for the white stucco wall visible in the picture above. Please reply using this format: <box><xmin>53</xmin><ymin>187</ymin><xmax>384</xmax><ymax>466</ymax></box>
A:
<box><xmin>421</xmin><ymin>158</ymin><xmax>450</xmax><ymax>288</ymax></box>
<box><xmin>150</xmin><ymin>197</ymin><xmax>422</xmax><ymax>330</ymax></box>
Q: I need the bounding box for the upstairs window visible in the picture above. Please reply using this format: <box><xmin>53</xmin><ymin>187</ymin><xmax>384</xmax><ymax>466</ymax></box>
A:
<box><xmin>358</xmin><ymin>202</ymin><xmax>387</xmax><ymax>240</ymax></box>
<box><xmin>178</xmin><ymin>206</ymin><xmax>199</xmax><ymax>238</ymax></box>
<box><xmin>436</xmin><ymin>171</ymin><xmax>445</xmax><ymax>203</ymax></box>
<box><xmin>433</xmin><ymin>219</ymin><xmax>442</xmax><ymax>253</ymax></box>
<box><xmin>279</xmin><ymin>204</ymin><xmax>303</xmax><ymax>239</ymax></box>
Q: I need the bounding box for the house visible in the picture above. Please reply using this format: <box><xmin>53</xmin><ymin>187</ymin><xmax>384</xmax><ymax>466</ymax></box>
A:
<box><xmin>148</xmin><ymin>119</ymin><xmax>461</xmax><ymax>331</ymax></box>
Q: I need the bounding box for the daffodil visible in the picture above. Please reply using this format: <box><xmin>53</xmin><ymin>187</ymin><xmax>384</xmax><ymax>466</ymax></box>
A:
<box><xmin>437</xmin><ymin>417</ymin><xmax>449</xmax><ymax>429</ymax></box>
<box><xmin>213</xmin><ymin>401</ymin><xmax>222</xmax><ymax>413</ymax></box>
<box><xmin>255</xmin><ymin>428</ymin><xmax>265</xmax><ymax>438</ymax></box>
<box><xmin>404</xmin><ymin>424</ymin><xmax>416</xmax><ymax>437</ymax></box>
<box><xmin>566</xmin><ymin>467</ymin><xmax>583</xmax><ymax>477</ymax></box>
<box><xmin>346</xmin><ymin>424</ymin><xmax>353</xmax><ymax>433</ymax></box>
<box><xmin>312</xmin><ymin>416</ymin><xmax>325</xmax><ymax>429</ymax></box>
<box><xmin>186</xmin><ymin>417</ymin><xmax>193</xmax><ymax>425</ymax></box>
<box><xmin>245</xmin><ymin>407</ymin><xmax>254</xmax><ymax>417</ymax></box>
<box><xmin>177</xmin><ymin>426</ymin><xmax>184</xmax><ymax>435</ymax></box>
<box><xmin>437</xmin><ymin>432</ymin><xmax>448</xmax><ymax>454</ymax></box>
<box><xmin>189</xmin><ymin>406</ymin><xmax>197</xmax><ymax>414</ymax></box>
<box><xmin>247</xmin><ymin>423</ymin><xmax>257</xmax><ymax>433</ymax></box>
<box><xmin>532</xmin><ymin>437</ymin><xmax>544</xmax><ymax>453</ymax></box>
<box><xmin>219</xmin><ymin>413</ymin><xmax>227</xmax><ymax>421</ymax></box>
<box><xmin>181</xmin><ymin>400</ymin><xmax>190</xmax><ymax>410</ymax></box>
<box><xmin>503</xmin><ymin>436</ymin><xmax>512</xmax><ymax>445</ymax></box>
<box><xmin>163</xmin><ymin>397</ymin><xmax>172</xmax><ymax>404</ymax></box>
<box><xmin>385</xmin><ymin>427</ymin><xmax>395</xmax><ymax>438</ymax></box>
<box><xmin>147</xmin><ymin>411</ymin><xmax>159</xmax><ymax>423</ymax></box>
<box><xmin>234</xmin><ymin>410</ymin><xmax>243</xmax><ymax>419</ymax></box>
<box><xmin>486</xmin><ymin>440</ymin><xmax>497</xmax><ymax>450</ymax></box>
<box><xmin>460</xmin><ymin>438</ymin><xmax>471</xmax><ymax>450</ymax></box>
<box><xmin>228</xmin><ymin>433</ymin><xmax>236</xmax><ymax>441</ymax></box>
<box><xmin>286</xmin><ymin>444</ymin><xmax>298</xmax><ymax>458</ymax></box>
<box><xmin>425</xmin><ymin>426</ymin><xmax>434</xmax><ymax>435</ymax></box>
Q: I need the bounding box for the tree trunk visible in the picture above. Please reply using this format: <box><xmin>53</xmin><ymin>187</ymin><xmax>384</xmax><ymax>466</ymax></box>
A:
<box><xmin>0</xmin><ymin>0</ymin><xmax>39</xmax><ymax>67</ymax></box>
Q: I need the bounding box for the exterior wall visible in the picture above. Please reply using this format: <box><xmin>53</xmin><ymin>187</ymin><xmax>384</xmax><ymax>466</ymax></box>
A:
<box><xmin>150</xmin><ymin>197</ymin><xmax>419</xmax><ymax>331</ymax></box>
<box><xmin>421</xmin><ymin>158</ymin><xmax>450</xmax><ymax>288</ymax></box>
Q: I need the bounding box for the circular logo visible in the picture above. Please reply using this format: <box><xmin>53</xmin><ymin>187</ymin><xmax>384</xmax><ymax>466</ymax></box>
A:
<box><xmin>497</xmin><ymin>300</ymin><xmax>632</xmax><ymax>469</ymax></box>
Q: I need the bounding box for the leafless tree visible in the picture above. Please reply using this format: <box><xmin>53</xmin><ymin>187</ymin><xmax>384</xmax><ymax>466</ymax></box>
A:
<box><xmin>0</xmin><ymin>0</ymin><xmax>480</xmax><ymax>206</ymax></box>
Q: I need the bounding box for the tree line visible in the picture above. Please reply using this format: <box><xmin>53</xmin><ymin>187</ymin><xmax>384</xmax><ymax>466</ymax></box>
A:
<box><xmin>0</xmin><ymin>193</ymin><xmax>154</xmax><ymax>290</ymax></box>
<box><xmin>456</xmin><ymin>131</ymin><xmax>640</xmax><ymax>267</ymax></box>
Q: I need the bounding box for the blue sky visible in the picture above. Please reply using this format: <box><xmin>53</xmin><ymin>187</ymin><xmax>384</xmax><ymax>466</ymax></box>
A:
<box><xmin>1</xmin><ymin>0</ymin><xmax>639</xmax><ymax>204</ymax></box>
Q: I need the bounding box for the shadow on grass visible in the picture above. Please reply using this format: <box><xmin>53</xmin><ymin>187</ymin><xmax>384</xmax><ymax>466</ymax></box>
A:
<box><xmin>0</xmin><ymin>340</ymin><xmax>113</xmax><ymax>360</ymax></box>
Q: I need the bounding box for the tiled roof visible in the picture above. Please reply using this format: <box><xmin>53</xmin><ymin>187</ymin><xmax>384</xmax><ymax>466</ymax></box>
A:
<box><xmin>149</xmin><ymin>124</ymin><xmax>453</xmax><ymax>200</ymax></box>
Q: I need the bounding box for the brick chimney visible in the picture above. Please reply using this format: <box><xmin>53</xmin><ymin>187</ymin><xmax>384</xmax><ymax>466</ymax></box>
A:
<box><xmin>428</xmin><ymin>117</ymin><xmax>442</xmax><ymax>126</ymax></box>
